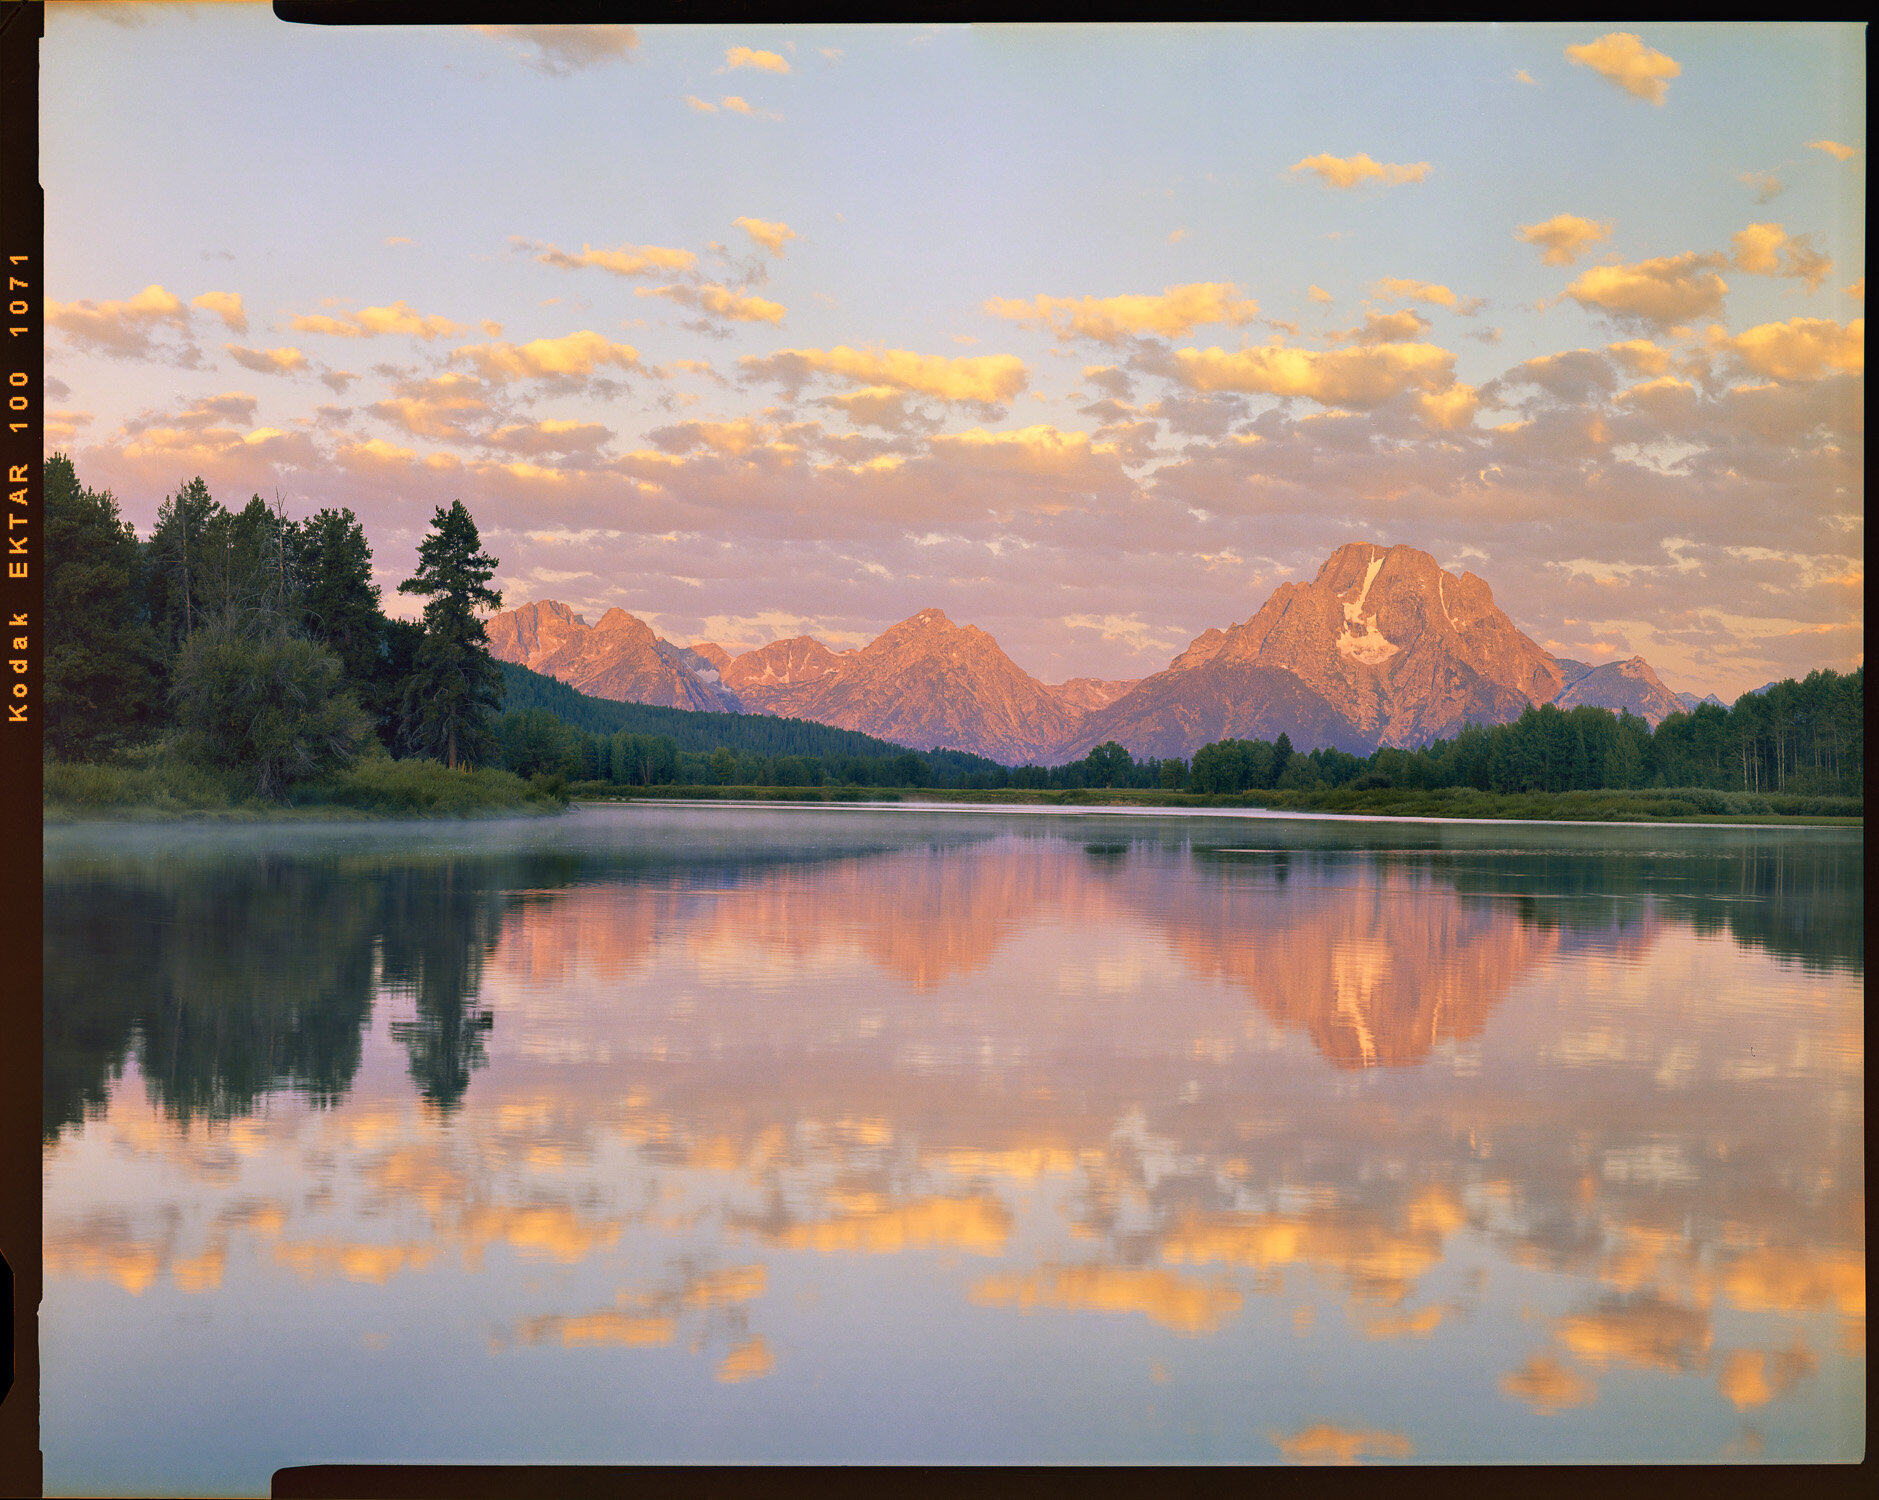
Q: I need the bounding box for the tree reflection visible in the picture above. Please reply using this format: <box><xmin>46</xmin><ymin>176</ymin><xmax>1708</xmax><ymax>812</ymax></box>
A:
<box><xmin>380</xmin><ymin>864</ymin><xmax>502</xmax><ymax>1111</ymax></box>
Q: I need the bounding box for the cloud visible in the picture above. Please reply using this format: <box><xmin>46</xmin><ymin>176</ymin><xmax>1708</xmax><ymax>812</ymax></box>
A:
<box><xmin>289</xmin><ymin>300</ymin><xmax>466</xmax><ymax>340</ymax></box>
<box><xmin>1171</xmin><ymin>341</ymin><xmax>1458</xmax><ymax>408</ymax></box>
<box><xmin>225</xmin><ymin>344</ymin><xmax>309</xmax><ymax>375</ymax></box>
<box><xmin>1564</xmin><ymin>32</ymin><xmax>1681</xmax><ymax>105</ymax></box>
<box><xmin>1516</xmin><ymin>215</ymin><xmax>1613</xmax><ymax>266</ymax></box>
<box><xmin>385</xmin><ymin>236</ymin><xmax>412</xmax><ymax>246</ymax></box>
<box><xmin>685</xmin><ymin>95</ymin><xmax>718</xmax><ymax>113</ymax></box>
<box><xmin>719</xmin><ymin>96</ymin><xmax>782</xmax><ymax>121</ymax></box>
<box><xmin>319</xmin><ymin>369</ymin><xmax>358</xmax><ymax>395</ymax></box>
<box><xmin>1737</xmin><ymin>171</ymin><xmax>1785</xmax><ymax>204</ymax></box>
<box><xmin>1329</xmin><ymin>309</ymin><xmax>1432</xmax><ymax>344</ymax></box>
<box><xmin>722</xmin><ymin>46</ymin><xmax>789</xmax><ymax>74</ymax></box>
<box><xmin>816</xmin><ymin>386</ymin><xmax>942</xmax><ymax>435</ymax></box>
<box><xmin>473</xmin><ymin>25</ymin><xmax>638</xmax><ymax>76</ymax></box>
<box><xmin>1289</xmin><ymin>153</ymin><xmax>1430</xmax><ymax>189</ymax></box>
<box><xmin>1514</xmin><ymin>69</ymin><xmax>1538</xmax><ymax>86</ymax></box>
<box><xmin>1373</xmin><ymin>278</ymin><xmax>1463</xmax><ymax>309</ymax></box>
<box><xmin>191</xmin><ymin>291</ymin><xmax>247</xmax><ymax>334</ymax></box>
<box><xmin>734</xmin><ymin>216</ymin><xmax>797</xmax><ymax>256</ymax></box>
<box><xmin>1564</xmin><ymin>253</ymin><xmax>1729</xmax><ymax>327</ymax></box>
<box><xmin>1168</xmin><ymin>227</ymin><xmax>1188</xmax><ymax>245</ymax></box>
<box><xmin>650</xmin><ymin>416</ymin><xmax>781</xmax><ymax>457</ymax></box>
<box><xmin>367</xmin><ymin>371</ymin><xmax>492</xmax><ymax>442</ymax></box>
<box><xmin>483</xmin><ymin>418</ymin><xmax>615</xmax><ymax>457</ymax></box>
<box><xmin>1709</xmin><ymin>317</ymin><xmax>1863</xmax><ymax>381</ymax></box>
<box><xmin>47</xmin><ymin>284</ymin><xmax>196</xmax><ymax>362</ymax></box>
<box><xmin>1806</xmin><ymin>139</ymin><xmax>1857</xmax><ymax>162</ymax></box>
<box><xmin>1416</xmin><ymin>383</ymin><xmax>1480</xmax><ymax>430</ymax></box>
<box><xmin>525</xmin><ymin>238</ymin><xmax>698</xmax><ymax>277</ymax></box>
<box><xmin>452</xmin><ymin>330</ymin><xmax>642</xmax><ymax>382</ymax></box>
<box><xmin>1846</xmin><ymin>278</ymin><xmax>1865</xmax><ymax>302</ymax></box>
<box><xmin>1308</xmin><ymin>285</ymin><xmax>1334</xmax><ymax>305</ymax></box>
<box><xmin>741</xmin><ymin>345</ymin><xmax>1029</xmax><ymax>405</ymax></box>
<box><xmin>636</xmin><ymin>283</ymin><xmax>786</xmax><ymax>325</ymax></box>
<box><xmin>45</xmin><ymin>409</ymin><xmax>93</xmax><ymax>444</ymax></box>
<box><xmin>985</xmin><ymin>283</ymin><xmax>1259</xmax><ymax>342</ymax></box>
<box><xmin>1606</xmin><ymin>340</ymin><xmax>1673</xmax><ymax>377</ymax></box>
<box><xmin>1729</xmin><ymin>223</ymin><xmax>1833</xmax><ymax>290</ymax></box>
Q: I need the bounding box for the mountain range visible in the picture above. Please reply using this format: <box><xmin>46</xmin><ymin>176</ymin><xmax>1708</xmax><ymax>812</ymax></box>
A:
<box><xmin>486</xmin><ymin>543</ymin><xmax>1723</xmax><ymax>765</ymax></box>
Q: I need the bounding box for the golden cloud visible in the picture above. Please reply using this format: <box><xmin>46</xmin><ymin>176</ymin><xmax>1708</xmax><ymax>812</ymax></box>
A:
<box><xmin>741</xmin><ymin>345</ymin><xmax>1029</xmax><ymax>404</ymax></box>
<box><xmin>1729</xmin><ymin>222</ymin><xmax>1833</xmax><ymax>290</ymax></box>
<box><xmin>1331</xmin><ymin>310</ymin><xmax>1431</xmax><ymax>345</ymax></box>
<box><xmin>1606</xmin><ymin>339</ymin><xmax>1672</xmax><ymax>376</ymax></box>
<box><xmin>650</xmin><ymin>416</ymin><xmax>777</xmax><ymax>456</ymax></box>
<box><xmin>1417</xmin><ymin>383</ymin><xmax>1480</xmax><ymax>430</ymax></box>
<box><xmin>928</xmin><ymin>424</ymin><xmax>1120</xmax><ymax>475</ymax></box>
<box><xmin>985</xmin><ymin>282</ymin><xmax>1259</xmax><ymax>342</ymax></box>
<box><xmin>1564</xmin><ymin>32</ymin><xmax>1681</xmax><ymax>105</ymax></box>
<box><xmin>1564</xmin><ymin>253</ymin><xmax>1729</xmax><ymax>326</ymax></box>
<box><xmin>734</xmin><ymin>216</ymin><xmax>797</xmax><ymax>256</ymax></box>
<box><xmin>1290</xmin><ymin>153</ymin><xmax>1430</xmax><ymax>189</ymax></box>
<box><xmin>685</xmin><ymin>95</ymin><xmax>717</xmax><ymax>112</ymax></box>
<box><xmin>452</xmin><ymin>330</ymin><xmax>642</xmax><ymax>382</ymax></box>
<box><xmin>289</xmin><ymin>300</ymin><xmax>465</xmax><ymax>340</ymax></box>
<box><xmin>529</xmin><ymin>239</ymin><xmax>698</xmax><ymax>277</ymax></box>
<box><xmin>224</xmin><ymin>344</ymin><xmax>309</xmax><ymax>375</ymax></box>
<box><xmin>1709</xmin><ymin>316</ymin><xmax>1864</xmax><ymax>380</ymax></box>
<box><xmin>723</xmin><ymin>45</ymin><xmax>789</xmax><ymax>73</ymax></box>
<box><xmin>1308</xmin><ymin>285</ymin><xmax>1335</xmax><ymax>305</ymax></box>
<box><xmin>1516</xmin><ymin>214</ymin><xmax>1613</xmax><ymax>266</ymax></box>
<box><xmin>1373</xmin><ymin>278</ymin><xmax>1460</xmax><ymax>308</ymax></box>
<box><xmin>191</xmin><ymin>290</ymin><xmax>247</xmax><ymax>334</ymax></box>
<box><xmin>1172</xmin><ymin>340</ymin><xmax>1457</xmax><ymax>407</ymax></box>
<box><xmin>718</xmin><ymin>96</ymin><xmax>781</xmax><ymax>120</ymax></box>
<box><xmin>636</xmin><ymin>282</ymin><xmax>786</xmax><ymax>324</ymax></box>
<box><xmin>1807</xmin><ymin>139</ymin><xmax>1857</xmax><ymax>162</ymax></box>
<box><xmin>47</xmin><ymin>283</ymin><xmax>190</xmax><ymax>357</ymax></box>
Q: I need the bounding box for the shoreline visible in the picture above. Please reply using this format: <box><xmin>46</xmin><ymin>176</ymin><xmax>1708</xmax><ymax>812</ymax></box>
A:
<box><xmin>572</xmin><ymin>797</ymin><xmax>1861</xmax><ymax>831</ymax></box>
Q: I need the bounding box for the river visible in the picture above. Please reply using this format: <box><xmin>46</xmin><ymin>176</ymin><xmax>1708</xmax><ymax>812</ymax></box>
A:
<box><xmin>42</xmin><ymin>805</ymin><xmax>1864</xmax><ymax>1485</ymax></box>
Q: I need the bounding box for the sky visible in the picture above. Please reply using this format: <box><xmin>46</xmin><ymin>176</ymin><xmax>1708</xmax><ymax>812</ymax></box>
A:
<box><xmin>40</xmin><ymin>10</ymin><xmax>1865</xmax><ymax>699</ymax></box>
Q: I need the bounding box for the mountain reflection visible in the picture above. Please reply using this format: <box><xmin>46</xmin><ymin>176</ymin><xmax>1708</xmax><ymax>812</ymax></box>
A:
<box><xmin>41</xmin><ymin>815</ymin><xmax>1864</xmax><ymax>1462</ymax></box>
<box><xmin>44</xmin><ymin>823</ymin><xmax>1864</xmax><ymax>1135</ymax></box>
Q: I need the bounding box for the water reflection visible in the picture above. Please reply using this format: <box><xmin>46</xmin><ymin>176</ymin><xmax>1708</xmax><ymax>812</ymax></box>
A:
<box><xmin>41</xmin><ymin>811</ymin><xmax>1864</xmax><ymax>1474</ymax></box>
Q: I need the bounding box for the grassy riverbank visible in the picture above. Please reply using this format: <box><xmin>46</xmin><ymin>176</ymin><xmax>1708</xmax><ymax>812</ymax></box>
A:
<box><xmin>574</xmin><ymin>780</ymin><xmax>1861</xmax><ymax>824</ymax></box>
<box><xmin>44</xmin><ymin>754</ymin><xmax>570</xmax><ymax>822</ymax></box>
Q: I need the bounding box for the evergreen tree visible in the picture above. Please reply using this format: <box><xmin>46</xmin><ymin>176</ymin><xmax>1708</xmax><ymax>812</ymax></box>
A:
<box><xmin>297</xmin><ymin>506</ymin><xmax>385</xmax><ymax>684</ymax></box>
<box><xmin>396</xmin><ymin>501</ymin><xmax>503</xmax><ymax>770</ymax></box>
<box><xmin>43</xmin><ymin>455</ymin><xmax>162</xmax><ymax>760</ymax></box>
<box><xmin>144</xmin><ymin>476</ymin><xmax>221</xmax><ymax>657</ymax></box>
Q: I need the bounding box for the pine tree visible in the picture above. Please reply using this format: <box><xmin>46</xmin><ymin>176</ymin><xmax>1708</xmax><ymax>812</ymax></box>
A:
<box><xmin>396</xmin><ymin>501</ymin><xmax>503</xmax><ymax>770</ymax></box>
<box><xmin>43</xmin><ymin>455</ymin><xmax>161</xmax><ymax>760</ymax></box>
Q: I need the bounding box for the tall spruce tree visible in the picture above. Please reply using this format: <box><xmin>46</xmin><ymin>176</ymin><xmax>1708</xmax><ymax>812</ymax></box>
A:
<box><xmin>397</xmin><ymin>501</ymin><xmax>503</xmax><ymax>770</ymax></box>
<box><xmin>43</xmin><ymin>454</ymin><xmax>161</xmax><ymax>760</ymax></box>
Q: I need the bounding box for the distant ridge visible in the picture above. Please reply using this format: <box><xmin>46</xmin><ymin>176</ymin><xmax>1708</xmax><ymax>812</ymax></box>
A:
<box><xmin>496</xmin><ymin>659</ymin><xmax>1003</xmax><ymax>771</ymax></box>
<box><xmin>486</xmin><ymin>545</ymin><xmax>1817</xmax><ymax>765</ymax></box>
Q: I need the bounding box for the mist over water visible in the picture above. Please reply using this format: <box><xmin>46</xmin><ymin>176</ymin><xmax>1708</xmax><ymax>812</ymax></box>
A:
<box><xmin>43</xmin><ymin>807</ymin><xmax>1864</xmax><ymax>1485</ymax></box>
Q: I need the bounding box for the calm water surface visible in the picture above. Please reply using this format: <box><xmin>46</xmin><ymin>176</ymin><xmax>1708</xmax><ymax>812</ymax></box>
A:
<box><xmin>42</xmin><ymin>806</ymin><xmax>1865</xmax><ymax>1487</ymax></box>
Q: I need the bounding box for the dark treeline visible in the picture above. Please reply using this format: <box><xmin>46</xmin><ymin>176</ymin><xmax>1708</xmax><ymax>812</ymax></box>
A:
<box><xmin>48</xmin><ymin>454</ymin><xmax>518</xmax><ymax>796</ymax></box>
<box><xmin>497</xmin><ymin>659</ymin><xmax>1003</xmax><ymax>786</ymax></box>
